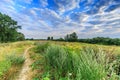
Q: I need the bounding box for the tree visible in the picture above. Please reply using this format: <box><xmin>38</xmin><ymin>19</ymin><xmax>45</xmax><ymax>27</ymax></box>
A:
<box><xmin>0</xmin><ymin>12</ymin><xmax>24</xmax><ymax>42</ymax></box>
<box><xmin>51</xmin><ymin>36</ymin><xmax>53</xmax><ymax>40</ymax></box>
<box><xmin>58</xmin><ymin>37</ymin><xmax>64</xmax><ymax>41</ymax></box>
<box><xmin>65</xmin><ymin>32</ymin><xmax>78</xmax><ymax>42</ymax></box>
<box><xmin>17</xmin><ymin>32</ymin><xmax>25</xmax><ymax>41</ymax></box>
<box><xmin>47</xmin><ymin>37</ymin><xmax>50</xmax><ymax>40</ymax></box>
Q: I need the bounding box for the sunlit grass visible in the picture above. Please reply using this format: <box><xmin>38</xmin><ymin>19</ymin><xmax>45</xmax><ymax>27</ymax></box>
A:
<box><xmin>0</xmin><ymin>41</ymin><xmax>33</xmax><ymax>61</ymax></box>
<box><xmin>32</xmin><ymin>41</ymin><xmax>120</xmax><ymax>80</ymax></box>
<box><xmin>0</xmin><ymin>41</ymin><xmax>34</xmax><ymax>79</ymax></box>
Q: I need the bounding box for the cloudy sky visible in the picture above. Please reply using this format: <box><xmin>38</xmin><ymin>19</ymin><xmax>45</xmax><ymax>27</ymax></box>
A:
<box><xmin>0</xmin><ymin>0</ymin><xmax>120</xmax><ymax>39</ymax></box>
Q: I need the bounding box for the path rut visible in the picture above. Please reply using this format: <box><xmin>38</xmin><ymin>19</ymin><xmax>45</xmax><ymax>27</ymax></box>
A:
<box><xmin>17</xmin><ymin>47</ymin><xmax>33</xmax><ymax>80</ymax></box>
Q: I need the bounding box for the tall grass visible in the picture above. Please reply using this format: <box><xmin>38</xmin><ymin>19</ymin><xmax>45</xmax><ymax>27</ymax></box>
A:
<box><xmin>32</xmin><ymin>42</ymin><xmax>120</xmax><ymax>80</ymax></box>
<box><xmin>44</xmin><ymin>45</ymin><xmax>118</xmax><ymax>80</ymax></box>
<box><xmin>75</xmin><ymin>47</ymin><xmax>107</xmax><ymax>80</ymax></box>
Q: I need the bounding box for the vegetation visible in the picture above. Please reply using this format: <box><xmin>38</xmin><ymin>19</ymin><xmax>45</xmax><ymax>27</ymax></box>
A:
<box><xmin>65</xmin><ymin>32</ymin><xmax>78</xmax><ymax>42</ymax></box>
<box><xmin>30</xmin><ymin>42</ymin><xmax>120</xmax><ymax>80</ymax></box>
<box><xmin>79</xmin><ymin>37</ymin><xmax>120</xmax><ymax>46</ymax></box>
<box><xmin>0</xmin><ymin>41</ymin><xmax>33</xmax><ymax>80</ymax></box>
<box><xmin>53</xmin><ymin>32</ymin><xmax>120</xmax><ymax>46</ymax></box>
<box><xmin>47</xmin><ymin>36</ymin><xmax>54</xmax><ymax>40</ymax></box>
<box><xmin>6</xmin><ymin>54</ymin><xmax>25</xmax><ymax>65</ymax></box>
<box><xmin>1</xmin><ymin>6</ymin><xmax>120</xmax><ymax>80</ymax></box>
<box><xmin>0</xmin><ymin>12</ymin><xmax>25</xmax><ymax>43</ymax></box>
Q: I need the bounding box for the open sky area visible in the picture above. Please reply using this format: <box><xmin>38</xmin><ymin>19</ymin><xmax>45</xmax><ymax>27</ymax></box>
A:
<box><xmin>0</xmin><ymin>0</ymin><xmax>120</xmax><ymax>39</ymax></box>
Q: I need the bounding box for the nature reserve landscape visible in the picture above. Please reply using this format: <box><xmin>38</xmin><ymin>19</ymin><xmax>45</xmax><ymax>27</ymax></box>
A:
<box><xmin>0</xmin><ymin>0</ymin><xmax>120</xmax><ymax>80</ymax></box>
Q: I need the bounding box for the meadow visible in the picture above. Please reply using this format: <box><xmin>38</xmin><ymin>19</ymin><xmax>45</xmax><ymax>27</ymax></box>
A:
<box><xmin>1</xmin><ymin>41</ymin><xmax>120</xmax><ymax>80</ymax></box>
<box><xmin>30</xmin><ymin>41</ymin><xmax>120</xmax><ymax>80</ymax></box>
<box><xmin>0</xmin><ymin>41</ymin><xmax>33</xmax><ymax>80</ymax></box>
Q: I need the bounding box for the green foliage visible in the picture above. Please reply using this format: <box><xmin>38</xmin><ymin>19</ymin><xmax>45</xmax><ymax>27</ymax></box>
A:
<box><xmin>0</xmin><ymin>12</ymin><xmax>25</xmax><ymax>42</ymax></box>
<box><xmin>47</xmin><ymin>37</ymin><xmax>50</xmax><ymax>40</ymax></box>
<box><xmin>31</xmin><ymin>60</ymin><xmax>43</xmax><ymax>70</ymax></box>
<box><xmin>17</xmin><ymin>32</ymin><xmax>25</xmax><ymax>41</ymax></box>
<box><xmin>42</xmin><ymin>72</ymin><xmax>50</xmax><ymax>80</ymax></box>
<box><xmin>51</xmin><ymin>37</ymin><xmax>53</xmax><ymax>40</ymax></box>
<box><xmin>47</xmin><ymin>36</ymin><xmax>53</xmax><ymax>40</ymax></box>
<box><xmin>65</xmin><ymin>32</ymin><xmax>78</xmax><ymax>42</ymax></box>
<box><xmin>79</xmin><ymin>37</ymin><xmax>120</xmax><ymax>46</ymax></box>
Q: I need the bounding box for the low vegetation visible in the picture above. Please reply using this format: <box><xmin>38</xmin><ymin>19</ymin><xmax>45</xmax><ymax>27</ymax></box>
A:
<box><xmin>0</xmin><ymin>41</ymin><xmax>33</xmax><ymax>80</ymax></box>
<box><xmin>30</xmin><ymin>42</ymin><xmax>120</xmax><ymax>80</ymax></box>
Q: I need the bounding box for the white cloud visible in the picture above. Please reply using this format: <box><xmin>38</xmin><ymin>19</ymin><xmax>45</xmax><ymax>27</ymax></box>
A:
<box><xmin>0</xmin><ymin>0</ymin><xmax>120</xmax><ymax>39</ymax></box>
<box><xmin>39</xmin><ymin>0</ymin><xmax>48</xmax><ymax>7</ymax></box>
<box><xmin>54</xmin><ymin>0</ymin><xmax>80</xmax><ymax>14</ymax></box>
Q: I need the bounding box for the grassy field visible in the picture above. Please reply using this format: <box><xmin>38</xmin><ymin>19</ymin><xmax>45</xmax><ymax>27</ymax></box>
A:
<box><xmin>29</xmin><ymin>41</ymin><xmax>120</xmax><ymax>80</ymax></box>
<box><xmin>1</xmin><ymin>41</ymin><xmax>120</xmax><ymax>80</ymax></box>
<box><xmin>0</xmin><ymin>41</ymin><xmax>33</xmax><ymax>80</ymax></box>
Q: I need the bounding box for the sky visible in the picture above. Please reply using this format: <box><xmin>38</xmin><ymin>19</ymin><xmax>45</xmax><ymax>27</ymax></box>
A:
<box><xmin>0</xmin><ymin>0</ymin><xmax>120</xmax><ymax>39</ymax></box>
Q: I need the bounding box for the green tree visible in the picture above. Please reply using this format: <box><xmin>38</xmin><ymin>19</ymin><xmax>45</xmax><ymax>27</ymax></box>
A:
<box><xmin>65</xmin><ymin>32</ymin><xmax>78</xmax><ymax>42</ymax></box>
<box><xmin>51</xmin><ymin>36</ymin><xmax>53</xmax><ymax>40</ymax></box>
<box><xmin>17</xmin><ymin>32</ymin><xmax>25</xmax><ymax>41</ymax></box>
<box><xmin>47</xmin><ymin>37</ymin><xmax>50</xmax><ymax>40</ymax></box>
<box><xmin>0</xmin><ymin>12</ymin><xmax>24</xmax><ymax>42</ymax></box>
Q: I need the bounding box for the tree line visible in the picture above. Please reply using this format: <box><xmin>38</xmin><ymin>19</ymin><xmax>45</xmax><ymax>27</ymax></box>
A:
<box><xmin>0</xmin><ymin>12</ymin><xmax>25</xmax><ymax>42</ymax></box>
<box><xmin>78</xmin><ymin>37</ymin><xmax>120</xmax><ymax>45</ymax></box>
<box><xmin>50</xmin><ymin>32</ymin><xmax>120</xmax><ymax>46</ymax></box>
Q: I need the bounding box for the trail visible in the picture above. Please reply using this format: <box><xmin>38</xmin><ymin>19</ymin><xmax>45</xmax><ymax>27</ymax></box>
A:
<box><xmin>17</xmin><ymin>47</ymin><xmax>33</xmax><ymax>80</ymax></box>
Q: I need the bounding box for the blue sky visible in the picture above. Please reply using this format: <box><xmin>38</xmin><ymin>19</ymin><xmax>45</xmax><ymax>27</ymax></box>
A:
<box><xmin>0</xmin><ymin>0</ymin><xmax>120</xmax><ymax>39</ymax></box>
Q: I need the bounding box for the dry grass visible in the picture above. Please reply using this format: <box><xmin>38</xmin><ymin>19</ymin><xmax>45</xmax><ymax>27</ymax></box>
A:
<box><xmin>0</xmin><ymin>41</ymin><xmax>33</xmax><ymax>61</ymax></box>
<box><xmin>0</xmin><ymin>65</ymin><xmax>21</xmax><ymax>80</ymax></box>
<box><xmin>0</xmin><ymin>41</ymin><xmax>34</xmax><ymax>79</ymax></box>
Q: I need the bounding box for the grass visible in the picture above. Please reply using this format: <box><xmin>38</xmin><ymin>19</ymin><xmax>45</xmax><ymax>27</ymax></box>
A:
<box><xmin>31</xmin><ymin>41</ymin><xmax>120</xmax><ymax>80</ymax></box>
<box><xmin>0</xmin><ymin>41</ymin><xmax>34</xmax><ymax>80</ymax></box>
<box><xmin>44</xmin><ymin>45</ymin><xmax>108</xmax><ymax>80</ymax></box>
<box><xmin>0</xmin><ymin>60</ymin><xmax>11</xmax><ymax>77</ymax></box>
<box><xmin>1</xmin><ymin>41</ymin><xmax>120</xmax><ymax>80</ymax></box>
<box><xmin>6</xmin><ymin>54</ymin><xmax>25</xmax><ymax>65</ymax></box>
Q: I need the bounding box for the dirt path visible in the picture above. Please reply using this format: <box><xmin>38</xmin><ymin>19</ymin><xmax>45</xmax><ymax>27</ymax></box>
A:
<box><xmin>17</xmin><ymin>47</ymin><xmax>33</xmax><ymax>80</ymax></box>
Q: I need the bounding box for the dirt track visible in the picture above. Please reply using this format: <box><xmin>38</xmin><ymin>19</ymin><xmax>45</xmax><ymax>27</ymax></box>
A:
<box><xmin>17</xmin><ymin>47</ymin><xmax>33</xmax><ymax>80</ymax></box>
